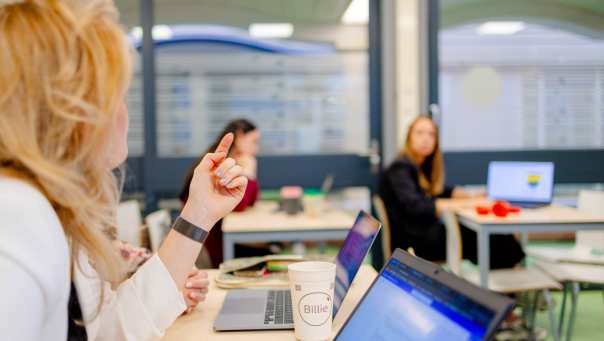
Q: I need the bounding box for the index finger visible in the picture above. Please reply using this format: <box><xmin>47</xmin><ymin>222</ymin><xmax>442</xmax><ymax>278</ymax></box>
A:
<box><xmin>215</xmin><ymin>133</ymin><xmax>234</xmax><ymax>154</ymax></box>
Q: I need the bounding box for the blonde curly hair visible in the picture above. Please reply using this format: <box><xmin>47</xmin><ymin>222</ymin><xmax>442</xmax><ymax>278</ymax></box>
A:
<box><xmin>0</xmin><ymin>0</ymin><xmax>132</xmax><ymax>305</ymax></box>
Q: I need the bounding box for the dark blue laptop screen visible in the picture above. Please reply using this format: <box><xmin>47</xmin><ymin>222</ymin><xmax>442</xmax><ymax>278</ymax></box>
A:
<box><xmin>336</xmin><ymin>258</ymin><xmax>495</xmax><ymax>341</ymax></box>
<box><xmin>333</xmin><ymin>212</ymin><xmax>381</xmax><ymax>316</ymax></box>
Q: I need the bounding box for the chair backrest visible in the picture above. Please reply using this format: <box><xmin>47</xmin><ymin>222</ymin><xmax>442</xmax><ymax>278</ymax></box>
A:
<box><xmin>576</xmin><ymin>190</ymin><xmax>604</xmax><ymax>249</ymax></box>
<box><xmin>372</xmin><ymin>195</ymin><xmax>392</xmax><ymax>261</ymax></box>
<box><xmin>442</xmin><ymin>211</ymin><xmax>463</xmax><ymax>276</ymax></box>
<box><xmin>145</xmin><ymin>209</ymin><xmax>172</xmax><ymax>252</ymax></box>
<box><xmin>116</xmin><ymin>200</ymin><xmax>143</xmax><ymax>247</ymax></box>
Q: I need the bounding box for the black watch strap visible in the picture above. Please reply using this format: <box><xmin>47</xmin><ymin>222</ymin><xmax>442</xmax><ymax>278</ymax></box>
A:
<box><xmin>172</xmin><ymin>216</ymin><xmax>209</xmax><ymax>243</ymax></box>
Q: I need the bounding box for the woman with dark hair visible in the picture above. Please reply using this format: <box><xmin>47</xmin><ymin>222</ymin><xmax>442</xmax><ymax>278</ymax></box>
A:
<box><xmin>180</xmin><ymin>119</ymin><xmax>261</xmax><ymax>267</ymax></box>
<box><xmin>380</xmin><ymin>116</ymin><xmax>524</xmax><ymax>269</ymax></box>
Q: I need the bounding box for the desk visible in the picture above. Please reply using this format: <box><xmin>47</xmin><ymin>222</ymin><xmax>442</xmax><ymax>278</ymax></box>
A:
<box><xmin>162</xmin><ymin>265</ymin><xmax>378</xmax><ymax>341</ymax></box>
<box><xmin>441</xmin><ymin>199</ymin><xmax>604</xmax><ymax>287</ymax></box>
<box><xmin>222</xmin><ymin>201</ymin><xmax>357</xmax><ymax>260</ymax></box>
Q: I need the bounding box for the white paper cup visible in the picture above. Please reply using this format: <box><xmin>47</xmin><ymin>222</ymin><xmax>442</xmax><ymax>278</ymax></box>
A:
<box><xmin>288</xmin><ymin>261</ymin><xmax>336</xmax><ymax>341</ymax></box>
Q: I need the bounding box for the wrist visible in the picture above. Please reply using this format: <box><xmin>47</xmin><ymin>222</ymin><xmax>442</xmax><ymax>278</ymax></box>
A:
<box><xmin>180</xmin><ymin>204</ymin><xmax>217</xmax><ymax>231</ymax></box>
<box><xmin>241</xmin><ymin>171</ymin><xmax>255</xmax><ymax>180</ymax></box>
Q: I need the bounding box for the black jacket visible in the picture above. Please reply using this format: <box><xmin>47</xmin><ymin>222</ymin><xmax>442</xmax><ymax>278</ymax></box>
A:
<box><xmin>379</xmin><ymin>156</ymin><xmax>452</xmax><ymax>255</ymax></box>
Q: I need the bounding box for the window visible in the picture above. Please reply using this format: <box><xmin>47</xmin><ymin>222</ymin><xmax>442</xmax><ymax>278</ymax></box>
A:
<box><xmin>439</xmin><ymin>7</ymin><xmax>604</xmax><ymax>151</ymax></box>
<box><xmin>126</xmin><ymin>66</ymin><xmax>144</xmax><ymax>157</ymax></box>
<box><xmin>125</xmin><ymin>1</ymin><xmax>370</xmax><ymax>158</ymax></box>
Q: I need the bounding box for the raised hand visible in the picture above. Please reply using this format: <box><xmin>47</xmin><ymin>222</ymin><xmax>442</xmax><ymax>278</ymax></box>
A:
<box><xmin>181</xmin><ymin>133</ymin><xmax>248</xmax><ymax>230</ymax></box>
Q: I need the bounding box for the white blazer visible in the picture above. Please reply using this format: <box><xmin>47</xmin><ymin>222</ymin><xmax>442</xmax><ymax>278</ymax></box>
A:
<box><xmin>0</xmin><ymin>177</ymin><xmax>186</xmax><ymax>340</ymax></box>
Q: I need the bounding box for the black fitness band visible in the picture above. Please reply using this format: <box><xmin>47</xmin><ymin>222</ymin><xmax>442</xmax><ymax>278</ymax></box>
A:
<box><xmin>171</xmin><ymin>216</ymin><xmax>209</xmax><ymax>243</ymax></box>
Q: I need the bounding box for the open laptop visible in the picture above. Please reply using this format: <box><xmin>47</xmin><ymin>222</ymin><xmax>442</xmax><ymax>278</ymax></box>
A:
<box><xmin>487</xmin><ymin>161</ymin><xmax>555</xmax><ymax>208</ymax></box>
<box><xmin>335</xmin><ymin>249</ymin><xmax>515</xmax><ymax>341</ymax></box>
<box><xmin>214</xmin><ymin>211</ymin><xmax>382</xmax><ymax>331</ymax></box>
<box><xmin>321</xmin><ymin>174</ymin><xmax>335</xmax><ymax>195</ymax></box>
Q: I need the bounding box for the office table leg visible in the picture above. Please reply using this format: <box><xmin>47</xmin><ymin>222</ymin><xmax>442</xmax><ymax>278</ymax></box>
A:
<box><xmin>558</xmin><ymin>283</ymin><xmax>568</xmax><ymax>337</ymax></box>
<box><xmin>543</xmin><ymin>289</ymin><xmax>560</xmax><ymax>341</ymax></box>
<box><xmin>318</xmin><ymin>241</ymin><xmax>327</xmax><ymax>254</ymax></box>
<box><xmin>478</xmin><ymin>230</ymin><xmax>490</xmax><ymax>288</ymax></box>
<box><xmin>520</xmin><ymin>232</ymin><xmax>529</xmax><ymax>248</ymax></box>
<box><xmin>566</xmin><ymin>282</ymin><xmax>580</xmax><ymax>341</ymax></box>
<box><xmin>520</xmin><ymin>232</ymin><xmax>529</xmax><ymax>267</ymax></box>
<box><xmin>223</xmin><ymin>234</ymin><xmax>235</xmax><ymax>260</ymax></box>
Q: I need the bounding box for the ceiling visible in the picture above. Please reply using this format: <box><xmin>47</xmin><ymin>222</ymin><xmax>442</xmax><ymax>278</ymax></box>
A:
<box><xmin>114</xmin><ymin>0</ymin><xmax>354</xmax><ymax>28</ymax></box>
<box><xmin>112</xmin><ymin>0</ymin><xmax>604</xmax><ymax>41</ymax></box>
<box><xmin>440</xmin><ymin>0</ymin><xmax>604</xmax><ymax>35</ymax></box>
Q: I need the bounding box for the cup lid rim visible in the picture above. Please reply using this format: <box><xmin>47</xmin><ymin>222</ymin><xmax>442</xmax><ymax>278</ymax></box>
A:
<box><xmin>288</xmin><ymin>261</ymin><xmax>336</xmax><ymax>272</ymax></box>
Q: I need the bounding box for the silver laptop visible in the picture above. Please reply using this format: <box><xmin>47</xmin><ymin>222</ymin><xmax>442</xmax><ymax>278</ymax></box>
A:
<box><xmin>214</xmin><ymin>211</ymin><xmax>382</xmax><ymax>331</ymax></box>
<box><xmin>487</xmin><ymin>161</ymin><xmax>555</xmax><ymax>208</ymax></box>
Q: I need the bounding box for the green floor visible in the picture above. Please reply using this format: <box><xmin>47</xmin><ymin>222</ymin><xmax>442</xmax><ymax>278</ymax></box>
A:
<box><xmin>528</xmin><ymin>243</ymin><xmax>604</xmax><ymax>340</ymax></box>
<box><xmin>534</xmin><ymin>290</ymin><xmax>604</xmax><ymax>341</ymax></box>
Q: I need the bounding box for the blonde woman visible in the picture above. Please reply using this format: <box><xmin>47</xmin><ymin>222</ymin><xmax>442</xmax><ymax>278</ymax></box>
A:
<box><xmin>379</xmin><ymin>116</ymin><xmax>524</xmax><ymax>268</ymax></box>
<box><xmin>0</xmin><ymin>1</ymin><xmax>247</xmax><ymax>340</ymax></box>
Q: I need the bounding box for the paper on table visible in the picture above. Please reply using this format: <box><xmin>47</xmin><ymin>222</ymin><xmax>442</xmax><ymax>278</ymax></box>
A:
<box><xmin>215</xmin><ymin>254</ymin><xmax>333</xmax><ymax>289</ymax></box>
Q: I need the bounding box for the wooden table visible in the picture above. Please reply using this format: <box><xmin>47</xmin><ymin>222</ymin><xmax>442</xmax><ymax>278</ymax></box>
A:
<box><xmin>221</xmin><ymin>201</ymin><xmax>357</xmax><ymax>260</ymax></box>
<box><xmin>440</xmin><ymin>199</ymin><xmax>604</xmax><ymax>287</ymax></box>
<box><xmin>162</xmin><ymin>265</ymin><xmax>378</xmax><ymax>341</ymax></box>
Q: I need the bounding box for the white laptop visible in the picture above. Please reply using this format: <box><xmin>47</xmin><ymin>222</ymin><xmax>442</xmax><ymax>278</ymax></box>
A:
<box><xmin>487</xmin><ymin>161</ymin><xmax>555</xmax><ymax>208</ymax></box>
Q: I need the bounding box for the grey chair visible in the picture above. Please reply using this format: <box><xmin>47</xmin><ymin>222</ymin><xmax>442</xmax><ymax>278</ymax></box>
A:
<box><xmin>372</xmin><ymin>195</ymin><xmax>392</xmax><ymax>261</ymax></box>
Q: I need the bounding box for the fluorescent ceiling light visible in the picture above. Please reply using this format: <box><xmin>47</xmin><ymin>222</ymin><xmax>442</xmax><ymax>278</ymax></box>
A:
<box><xmin>129</xmin><ymin>25</ymin><xmax>173</xmax><ymax>40</ymax></box>
<box><xmin>130</xmin><ymin>26</ymin><xmax>142</xmax><ymax>40</ymax></box>
<box><xmin>249</xmin><ymin>23</ymin><xmax>293</xmax><ymax>39</ymax></box>
<box><xmin>477</xmin><ymin>21</ymin><xmax>525</xmax><ymax>35</ymax></box>
<box><xmin>152</xmin><ymin>25</ymin><xmax>173</xmax><ymax>40</ymax></box>
<box><xmin>342</xmin><ymin>0</ymin><xmax>368</xmax><ymax>24</ymax></box>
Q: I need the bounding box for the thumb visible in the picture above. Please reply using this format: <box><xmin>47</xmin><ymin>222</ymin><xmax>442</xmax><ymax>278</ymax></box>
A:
<box><xmin>198</xmin><ymin>152</ymin><xmax>227</xmax><ymax>171</ymax></box>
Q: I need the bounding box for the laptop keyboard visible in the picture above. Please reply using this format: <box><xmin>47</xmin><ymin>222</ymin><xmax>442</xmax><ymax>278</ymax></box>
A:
<box><xmin>264</xmin><ymin>290</ymin><xmax>293</xmax><ymax>325</ymax></box>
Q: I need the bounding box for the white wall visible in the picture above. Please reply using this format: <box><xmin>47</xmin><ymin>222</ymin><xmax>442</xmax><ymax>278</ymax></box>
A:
<box><xmin>381</xmin><ymin>0</ymin><xmax>430</xmax><ymax>166</ymax></box>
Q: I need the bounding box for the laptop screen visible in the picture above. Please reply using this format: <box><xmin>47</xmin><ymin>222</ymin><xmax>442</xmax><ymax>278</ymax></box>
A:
<box><xmin>487</xmin><ymin>161</ymin><xmax>554</xmax><ymax>203</ymax></box>
<box><xmin>333</xmin><ymin>212</ymin><xmax>381</xmax><ymax>316</ymax></box>
<box><xmin>336</xmin><ymin>258</ymin><xmax>496</xmax><ymax>341</ymax></box>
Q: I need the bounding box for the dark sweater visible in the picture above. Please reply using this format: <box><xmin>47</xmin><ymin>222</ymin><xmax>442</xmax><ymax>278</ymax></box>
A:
<box><xmin>380</xmin><ymin>156</ymin><xmax>525</xmax><ymax>267</ymax></box>
<box><xmin>379</xmin><ymin>156</ymin><xmax>452</xmax><ymax>257</ymax></box>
